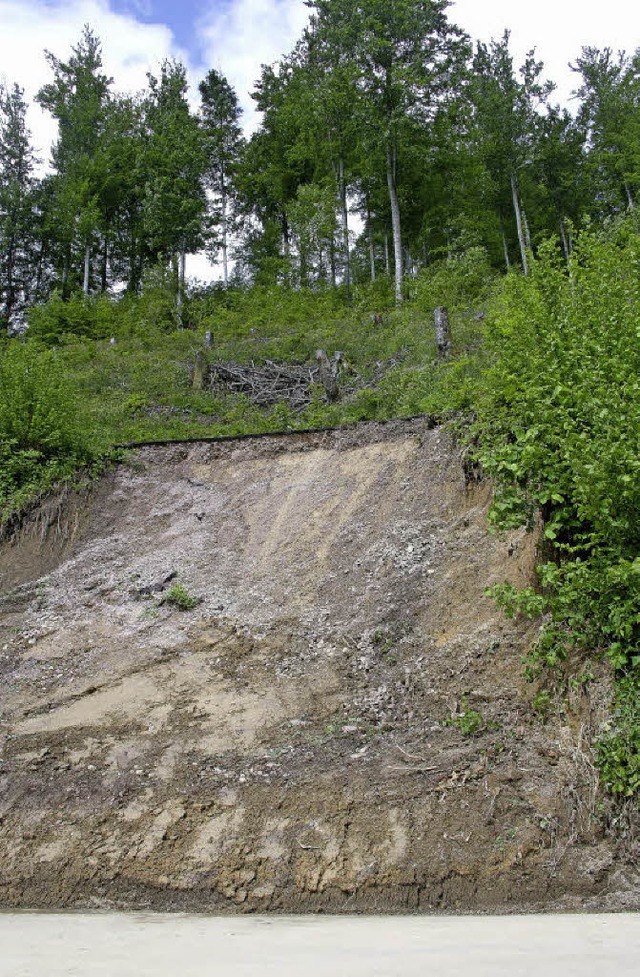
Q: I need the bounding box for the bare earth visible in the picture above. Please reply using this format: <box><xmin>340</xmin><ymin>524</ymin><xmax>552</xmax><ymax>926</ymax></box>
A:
<box><xmin>0</xmin><ymin>419</ymin><xmax>637</xmax><ymax>912</ymax></box>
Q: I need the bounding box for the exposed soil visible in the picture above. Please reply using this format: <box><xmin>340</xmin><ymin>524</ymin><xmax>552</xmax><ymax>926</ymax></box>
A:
<box><xmin>0</xmin><ymin>419</ymin><xmax>637</xmax><ymax>913</ymax></box>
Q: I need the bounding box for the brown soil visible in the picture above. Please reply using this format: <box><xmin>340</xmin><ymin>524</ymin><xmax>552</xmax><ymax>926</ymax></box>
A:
<box><xmin>0</xmin><ymin>419</ymin><xmax>637</xmax><ymax>913</ymax></box>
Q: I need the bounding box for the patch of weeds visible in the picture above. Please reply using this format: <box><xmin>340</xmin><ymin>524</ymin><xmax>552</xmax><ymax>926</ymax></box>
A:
<box><xmin>531</xmin><ymin>689</ymin><xmax>552</xmax><ymax>721</ymax></box>
<box><xmin>569</xmin><ymin>663</ymin><xmax>595</xmax><ymax>692</ymax></box>
<box><xmin>446</xmin><ymin>700</ymin><xmax>485</xmax><ymax>737</ymax></box>
<box><xmin>596</xmin><ymin>675</ymin><xmax>640</xmax><ymax>797</ymax></box>
<box><xmin>160</xmin><ymin>582</ymin><xmax>202</xmax><ymax>611</ymax></box>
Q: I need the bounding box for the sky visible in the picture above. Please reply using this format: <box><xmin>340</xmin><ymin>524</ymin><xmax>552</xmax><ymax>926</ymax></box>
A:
<box><xmin>0</xmin><ymin>0</ymin><xmax>637</xmax><ymax>279</ymax></box>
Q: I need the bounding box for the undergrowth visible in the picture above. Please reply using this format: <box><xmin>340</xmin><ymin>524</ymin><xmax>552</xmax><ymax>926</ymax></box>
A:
<box><xmin>0</xmin><ymin>341</ymin><xmax>110</xmax><ymax>522</ymax></box>
<box><xmin>477</xmin><ymin>218</ymin><xmax>640</xmax><ymax>797</ymax></box>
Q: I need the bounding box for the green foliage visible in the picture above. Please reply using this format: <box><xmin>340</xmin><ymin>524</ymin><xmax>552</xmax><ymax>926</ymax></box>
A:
<box><xmin>160</xmin><ymin>582</ymin><xmax>201</xmax><ymax>611</ymax></box>
<box><xmin>412</xmin><ymin>247</ymin><xmax>496</xmax><ymax>314</ymax></box>
<box><xmin>0</xmin><ymin>340</ymin><xmax>106</xmax><ymax>518</ymax></box>
<box><xmin>531</xmin><ymin>689</ymin><xmax>552</xmax><ymax>720</ymax></box>
<box><xmin>477</xmin><ymin>218</ymin><xmax>640</xmax><ymax>794</ymax></box>
<box><xmin>28</xmin><ymin>293</ymin><xmax>118</xmax><ymax>342</ymax></box>
<box><xmin>446</xmin><ymin>700</ymin><xmax>485</xmax><ymax>737</ymax></box>
<box><xmin>597</xmin><ymin>675</ymin><xmax>640</xmax><ymax>796</ymax></box>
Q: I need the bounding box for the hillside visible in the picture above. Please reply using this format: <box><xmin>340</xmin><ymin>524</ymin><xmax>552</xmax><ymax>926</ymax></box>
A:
<box><xmin>0</xmin><ymin>419</ymin><xmax>637</xmax><ymax>912</ymax></box>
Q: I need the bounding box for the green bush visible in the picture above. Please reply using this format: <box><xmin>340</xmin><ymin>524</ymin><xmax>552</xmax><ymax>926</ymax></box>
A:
<box><xmin>160</xmin><ymin>582</ymin><xmax>201</xmax><ymax>611</ymax></box>
<box><xmin>477</xmin><ymin>219</ymin><xmax>640</xmax><ymax>794</ymax></box>
<box><xmin>28</xmin><ymin>293</ymin><xmax>118</xmax><ymax>343</ymax></box>
<box><xmin>0</xmin><ymin>340</ymin><xmax>106</xmax><ymax>518</ymax></box>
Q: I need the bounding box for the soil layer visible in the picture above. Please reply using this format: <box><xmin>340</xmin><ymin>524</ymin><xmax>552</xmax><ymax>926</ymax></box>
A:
<box><xmin>0</xmin><ymin>419</ymin><xmax>637</xmax><ymax>912</ymax></box>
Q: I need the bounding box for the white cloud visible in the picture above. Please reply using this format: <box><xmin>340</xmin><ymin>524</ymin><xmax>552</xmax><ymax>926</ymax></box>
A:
<box><xmin>0</xmin><ymin>0</ymin><xmax>189</xmax><ymax>163</ymax></box>
<box><xmin>196</xmin><ymin>0</ymin><xmax>310</xmax><ymax>131</ymax></box>
<box><xmin>451</xmin><ymin>0</ymin><xmax>636</xmax><ymax>107</ymax></box>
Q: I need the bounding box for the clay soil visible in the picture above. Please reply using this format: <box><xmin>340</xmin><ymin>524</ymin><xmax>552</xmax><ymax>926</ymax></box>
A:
<box><xmin>0</xmin><ymin>419</ymin><xmax>637</xmax><ymax>913</ymax></box>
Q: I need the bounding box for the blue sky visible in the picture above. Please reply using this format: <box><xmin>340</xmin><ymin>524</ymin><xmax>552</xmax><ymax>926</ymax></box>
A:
<box><xmin>110</xmin><ymin>0</ymin><xmax>211</xmax><ymax>58</ymax></box>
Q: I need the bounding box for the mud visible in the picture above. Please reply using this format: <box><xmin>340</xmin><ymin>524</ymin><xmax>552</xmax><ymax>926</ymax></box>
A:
<box><xmin>0</xmin><ymin>419</ymin><xmax>637</xmax><ymax>912</ymax></box>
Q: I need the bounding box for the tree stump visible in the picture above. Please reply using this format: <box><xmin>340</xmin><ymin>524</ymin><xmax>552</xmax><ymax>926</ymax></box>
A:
<box><xmin>192</xmin><ymin>350</ymin><xmax>208</xmax><ymax>390</ymax></box>
<box><xmin>435</xmin><ymin>306</ymin><xmax>452</xmax><ymax>360</ymax></box>
<box><xmin>315</xmin><ymin>349</ymin><xmax>340</xmax><ymax>402</ymax></box>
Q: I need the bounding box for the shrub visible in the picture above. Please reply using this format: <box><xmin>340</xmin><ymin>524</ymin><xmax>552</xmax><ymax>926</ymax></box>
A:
<box><xmin>0</xmin><ymin>340</ymin><xmax>106</xmax><ymax>518</ymax></box>
<box><xmin>160</xmin><ymin>582</ymin><xmax>201</xmax><ymax>611</ymax></box>
<box><xmin>477</xmin><ymin>219</ymin><xmax>640</xmax><ymax>794</ymax></box>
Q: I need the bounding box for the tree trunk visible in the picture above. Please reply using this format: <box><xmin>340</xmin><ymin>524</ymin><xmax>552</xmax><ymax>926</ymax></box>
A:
<box><xmin>384</xmin><ymin>231</ymin><xmax>390</xmax><ymax>276</ymax></box>
<box><xmin>192</xmin><ymin>350</ymin><xmax>208</xmax><ymax>389</ymax></box>
<box><xmin>386</xmin><ymin>140</ymin><xmax>404</xmax><ymax>304</ymax></box>
<box><xmin>176</xmin><ymin>247</ymin><xmax>186</xmax><ymax>327</ymax></box>
<box><xmin>624</xmin><ymin>181</ymin><xmax>635</xmax><ymax>210</ymax></box>
<box><xmin>558</xmin><ymin>214</ymin><xmax>570</xmax><ymax>261</ymax></box>
<box><xmin>329</xmin><ymin>236</ymin><xmax>336</xmax><ymax>289</ymax></box>
<box><xmin>100</xmin><ymin>236</ymin><xmax>108</xmax><ymax>293</ymax></box>
<box><xmin>281</xmin><ymin>216</ymin><xmax>291</xmax><ymax>287</ymax></box>
<box><xmin>338</xmin><ymin>154</ymin><xmax>350</xmax><ymax>300</ymax></box>
<box><xmin>315</xmin><ymin>349</ymin><xmax>340</xmax><ymax>402</ymax></box>
<box><xmin>511</xmin><ymin>171</ymin><xmax>528</xmax><ymax>276</ymax></box>
<box><xmin>499</xmin><ymin>209</ymin><xmax>510</xmax><ymax>269</ymax></box>
<box><xmin>523</xmin><ymin>209</ymin><xmax>532</xmax><ymax>252</ymax></box>
<box><xmin>61</xmin><ymin>248</ymin><xmax>70</xmax><ymax>300</ymax></box>
<box><xmin>4</xmin><ymin>232</ymin><xmax>16</xmax><ymax>325</ymax></box>
<box><xmin>367</xmin><ymin>206</ymin><xmax>376</xmax><ymax>282</ymax></box>
<box><xmin>221</xmin><ymin>178</ymin><xmax>229</xmax><ymax>287</ymax></box>
<box><xmin>435</xmin><ymin>307</ymin><xmax>452</xmax><ymax>360</ymax></box>
<box><xmin>298</xmin><ymin>233</ymin><xmax>308</xmax><ymax>290</ymax></box>
<box><xmin>83</xmin><ymin>241</ymin><xmax>91</xmax><ymax>297</ymax></box>
<box><xmin>34</xmin><ymin>241</ymin><xmax>46</xmax><ymax>300</ymax></box>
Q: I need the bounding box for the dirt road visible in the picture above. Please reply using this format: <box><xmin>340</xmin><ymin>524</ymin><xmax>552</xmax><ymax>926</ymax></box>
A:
<box><xmin>1</xmin><ymin>913</ymin><xmax>639</xmax><ymax>976</ymax></box>
<box><xmin>0</xmin><ymin>420</ymin><xmax>637</xmax><ymax>912</ymax></box>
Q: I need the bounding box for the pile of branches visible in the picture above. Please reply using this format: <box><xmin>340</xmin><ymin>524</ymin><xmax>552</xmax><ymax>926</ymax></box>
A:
<box><xmin>209</xmin><ymin>360</ymin><xmax>319</xmax><ymax>409</ymax></box>
<box><xmin>207</xmin><ymin>350</ymin><xmax>408</xmax><ymax>411</ymax></box>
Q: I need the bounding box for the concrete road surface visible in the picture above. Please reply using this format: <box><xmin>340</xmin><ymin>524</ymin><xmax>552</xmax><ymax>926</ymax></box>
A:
<box><xmin>0</xmin><ymin>913</ymin><xmax>638</xmax><ymax>976</ymax></box>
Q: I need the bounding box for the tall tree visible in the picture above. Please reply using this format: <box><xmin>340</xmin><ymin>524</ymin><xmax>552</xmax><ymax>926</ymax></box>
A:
<box><xmin>533</xmin><ymin>106</ymin><xmax>586</xmax><ymax>259</ymax></box>
<box><xmin>572</xmin><ymin>47</ymin><xmax>639</xmax><ymax>213</ymax></box>
<box><xmin>308</xmin><ymin>0</ymin><xmax>469</xmax><ymax>303</ymax></box>
<box><xmin>199</xmin><ymin>69</ymin><xmax>244</xmax><ymax>287</ymax></box>
<box><xmin>236</xmin><ymin>63</ymin><xmax>313</xmax><ymax>285</ymax></box>
<box><xmin>36</xmin><ymin>26</ymin><xmax>112</xmax><ymax>296</ymax></box>
<box><xmin>0</xmin><ymin>83</ymin><xmax>37</xmax><ymax>329</ymax></box>
<box><xmin>298</xmin><ymin>38</ymin><xmax>361</xmax><ymax>295</ymax></box>
<box><xmin>471</xmin><ymin>33</ymin><xmax>554</xmax><ymax>274</ymax></box>
<box><xmin>142</xmin><ymin>60</ymin><xmax>208</xmax><ymax>314</ymax></box>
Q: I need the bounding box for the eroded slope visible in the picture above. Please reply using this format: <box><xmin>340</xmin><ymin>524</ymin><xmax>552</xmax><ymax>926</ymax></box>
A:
<box><xmin>0</xmin><ymin>420</ymin><xmax>636</xmax><ymax>911</ymax></box>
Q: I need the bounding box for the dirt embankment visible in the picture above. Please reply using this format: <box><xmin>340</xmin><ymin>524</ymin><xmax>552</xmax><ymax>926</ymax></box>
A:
<box><xmin>0</xmin><ymin>419</ymin><xmax>637</xmax><ymax>913</ymax></box>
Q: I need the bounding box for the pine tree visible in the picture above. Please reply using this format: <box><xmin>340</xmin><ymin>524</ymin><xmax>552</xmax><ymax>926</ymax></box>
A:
<box><xmin>36</xmin><ymin>25</ymin><xmax>112</xmax><ymax>297</ymax></box>
<box><xmin>0</xmin><ymin>83</ymin><xmax>38</xmax><ymax>330</ymax></box>
<box><xmin>142</xmin><ymin>60</ymin><xmax>208</xmax><ymax>315</ymax></box>
<box><xmin>199</xmin><ymin>69</ymin><xmax>244</xmax><ymax>286</ymax></box>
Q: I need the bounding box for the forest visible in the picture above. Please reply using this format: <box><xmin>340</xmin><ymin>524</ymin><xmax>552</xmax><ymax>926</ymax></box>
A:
<box><xmin>0</xmin><ymin>0</ymin><xmax>639</xmax><ymax>798</ymax></box>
